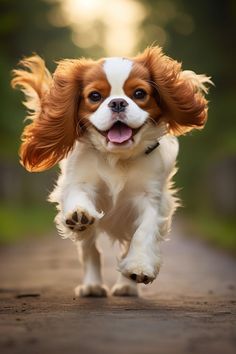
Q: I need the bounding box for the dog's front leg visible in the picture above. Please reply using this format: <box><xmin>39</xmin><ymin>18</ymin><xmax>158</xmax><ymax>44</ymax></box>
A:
<box><xmin>57</xmin><ymin>184</ymin><xmax>104</xmax><ymax>239</ymax></box>
<box><xmin>75</xmin><ymin>237</ymin><xmax>108</xmax><ymax>297</ymax></box>
<box><xmin>58</xmin><ymin>183</ymin><xmax>107</xmax><ymax>297</ymax></box>
<box><xmin>119</xmin><ymin>196</ymin><xmax>162</xmax><ymax>284</ymax></box>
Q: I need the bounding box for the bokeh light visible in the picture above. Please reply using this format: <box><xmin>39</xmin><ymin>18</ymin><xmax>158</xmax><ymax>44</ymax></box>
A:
<box><xmin>48</xmin><ymin>0</ymin><xmax>147</xmax><ymax>56</ymax></box>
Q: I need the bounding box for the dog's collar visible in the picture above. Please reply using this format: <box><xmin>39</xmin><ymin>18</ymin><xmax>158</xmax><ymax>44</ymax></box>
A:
<box><xmin>145</xmin><ymin>141</ymin><xmax>160</xmax><ymax>155</ymax></box>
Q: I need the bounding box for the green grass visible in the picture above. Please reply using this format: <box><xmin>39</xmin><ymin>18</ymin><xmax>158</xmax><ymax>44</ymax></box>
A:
<box><xmin>183</xmin><ymin>211</ymin><xmax>236</xmax><ymax>255</ymax></box>
<box><xmin>0</xmin><ymin>203</ymin><xmax>55</xmax><ymax>244</ymax></box>
<box><xmin>1</xmin><ymin>203</ymin><xmax>235</xmax><ymax>256</ymax></box>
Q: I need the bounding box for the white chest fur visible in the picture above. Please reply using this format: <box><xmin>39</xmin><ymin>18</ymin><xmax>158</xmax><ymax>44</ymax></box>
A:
<box><xmin>50</xmin><ymin>135</ymin><xmax>178</xmax><ymax>242</ymax></box>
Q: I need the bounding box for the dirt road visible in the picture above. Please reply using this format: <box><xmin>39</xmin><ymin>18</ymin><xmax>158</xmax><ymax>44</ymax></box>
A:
<box><xmin>0</xmin><ymin>222</ymin><xmax>235</xmax><ymax>354</ymax></box>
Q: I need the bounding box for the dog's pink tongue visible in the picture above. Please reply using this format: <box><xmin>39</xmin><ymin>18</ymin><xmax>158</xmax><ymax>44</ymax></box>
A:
<box><xmin>107</xmin><ymin>123</ymin><xmax>132</xmax><ymax>143</ymax></box>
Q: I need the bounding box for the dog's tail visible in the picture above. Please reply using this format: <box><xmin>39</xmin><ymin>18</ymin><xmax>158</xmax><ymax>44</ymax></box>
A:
<box><xmin>11</xmin><ymin>55</ymin><xmax>52</xmax><ymax>120</ymax></box>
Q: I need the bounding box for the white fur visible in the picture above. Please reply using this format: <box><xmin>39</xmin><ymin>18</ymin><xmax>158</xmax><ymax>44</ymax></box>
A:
<box><xmin>49</xmin><ymin>57</ymin><xmax>179</xmax><ymax>297</ymax></box>
<box><xmin>103</xmin><ymin>57</ymin><xmax>133</xmax><ymax>96</ymax></box>
<box><xmin>49</xmin><ymin>132</ymin><xmax>179</xmax><ymax>296</ymax></box>
<box><xmin>14</xmin><ymin>53</ymin><xmax>211</xmax><ymax>297</ymax></box>
<box><xmin>74</xmin><ymin>239</ymin><xmax>108</xmax><ymax>297</ymax></box>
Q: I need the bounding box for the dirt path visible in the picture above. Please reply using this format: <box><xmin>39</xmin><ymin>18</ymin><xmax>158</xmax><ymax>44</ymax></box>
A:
<box><xmin>0</xmin><ymin>222</ymin><xmax>236</xmax><ymax>354</ymax></box>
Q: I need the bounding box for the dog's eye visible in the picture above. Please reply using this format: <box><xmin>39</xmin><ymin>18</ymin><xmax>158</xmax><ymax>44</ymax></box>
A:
<box><xmin>133</xmin><ymin>89</ymin><xmax>147</xmax><ymax>100</ymax></box>
<box><xmin>88</xmin><ymin>91</ymin><xmax>102</xmax><ymax>102</ymax></box>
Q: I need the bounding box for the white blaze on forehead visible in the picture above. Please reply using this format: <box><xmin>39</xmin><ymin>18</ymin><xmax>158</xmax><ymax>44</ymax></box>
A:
<box><xmin>103</xmin><ymin>57</ymin><xmax>133</xmax><ymax>96</ymax></box>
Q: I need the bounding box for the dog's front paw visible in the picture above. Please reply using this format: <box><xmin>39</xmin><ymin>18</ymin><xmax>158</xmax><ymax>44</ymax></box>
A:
<box><xmin>65</xmin><ymin>208</ymin><xmax>96</xmax><ymax>232</ymax></box>
<box><xmin>75</xmin><ymin>284</ymin><xmax>108</xmax><ymax>297</ymax></box>
<box><xmin>118</xmin><ymin>254</ymin><xmax>161</xmax><ymax>284</ymax></box>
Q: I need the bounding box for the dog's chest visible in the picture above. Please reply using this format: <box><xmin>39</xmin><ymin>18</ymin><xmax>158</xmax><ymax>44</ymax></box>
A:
<box><xmin>97</xmin><ymin>158</ymin><xmax>149</xmax><ymax>205</ymax></box>
<box><xmin>97</xmin><ymin>181</ymin><xmax>138</xmax><ymax>240</ymax></box>
<box><xmin>95</xmin><ymin>159</ymin><xmax>153</xmax><ymax>239</ymax></box>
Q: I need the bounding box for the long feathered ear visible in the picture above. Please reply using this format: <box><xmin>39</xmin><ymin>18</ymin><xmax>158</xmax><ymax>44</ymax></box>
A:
<box><xmin>12</xmin><ymin>55</ymin><xmax>88</xmax><ymax>172</ymax></box>
<box><xmin>137</xmin><ymin>46</ymin><xmax>213</xmax><ymax>135</ymax></box>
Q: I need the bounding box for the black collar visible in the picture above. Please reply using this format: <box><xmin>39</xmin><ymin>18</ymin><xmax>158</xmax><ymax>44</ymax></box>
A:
<box><xmin>145</xmin><ymin>141</ymin><xmax>160</xmax><ymax>155</ymax></box>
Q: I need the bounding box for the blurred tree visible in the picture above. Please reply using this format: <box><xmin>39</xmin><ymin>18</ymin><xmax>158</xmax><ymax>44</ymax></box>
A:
<box><xmin>138</xmin><ymin>0</ymin><xmax>236</xmax><ymax>205</ymax></box>
<box><xmin>138</xmin><ymin>0</ymin><xmax>236</xmax><ymax>251</ymax></box>
<box><xmin>0</xmin><ymin>0</ymin><xmax>83</xmax><ymax>241</ymax></box>
<box><xmin>0</xmin><ymin>0</ymin><xmax>235</xmax><ymax>249</ymax></box>
<box><xmin>0</xmin><ymin>0</ymin><xmax>81</xmax><ymax>156</ymax></box>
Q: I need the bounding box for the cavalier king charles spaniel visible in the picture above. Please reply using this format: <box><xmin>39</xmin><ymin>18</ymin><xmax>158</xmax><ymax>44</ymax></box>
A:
<box><xmin>12</xmin><ymin>46</ymin><xmax>212</xmax><ymax>297</ymax></box>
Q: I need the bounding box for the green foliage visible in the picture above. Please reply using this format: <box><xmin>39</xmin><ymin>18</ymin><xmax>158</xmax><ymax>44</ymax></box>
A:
<box><xmin>0</xmin><ymin>0</ymin><xmax>81</xmax><ymax>156</ymax></box>
<box><xmin>0</xmin><ymin>0</ymin><xmax>235</xmax><ymax>251</ymax></box>
<box><xmin>0</xmin><ymin>203</ymin><xmax>55</xmax><ymax>244</ymax></box>
<box><xmin>183</xmin><ymin>210</ymin><xmax>236</xmax><ymax>255</ymax></box>
<box><xmin>140</xmin><ymin>0</ymin><xmax>236</xmax><ymax>252</ymax></box>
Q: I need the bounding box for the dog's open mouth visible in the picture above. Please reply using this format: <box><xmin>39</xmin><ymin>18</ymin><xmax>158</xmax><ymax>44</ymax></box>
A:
<box><xmin>97</xmin><ymin>121</ymin><xmax>142</xmax><ymax>145</ymax></box>
<box><xmin>107</xmin><ymin>121</ymin><xmax>133</xmax><ymax>144</ymax></box>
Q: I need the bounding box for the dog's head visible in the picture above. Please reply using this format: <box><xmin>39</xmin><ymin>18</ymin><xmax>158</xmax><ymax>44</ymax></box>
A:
<box><xmin>12</xmin><ymin>46</ymin><xmax>212</xmax><ymax>171</ymax></box>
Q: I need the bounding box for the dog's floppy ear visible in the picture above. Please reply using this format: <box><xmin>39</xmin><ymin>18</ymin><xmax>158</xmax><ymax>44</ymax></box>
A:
<box><xmin>137</xmin><ymin>46</ymin><xmax>213</xmax><ymax>135</ymax></box>
<box><xmin>12</xmin><ymin>56</ymin><xmax>89</xmax><ymax>172</ymax></box>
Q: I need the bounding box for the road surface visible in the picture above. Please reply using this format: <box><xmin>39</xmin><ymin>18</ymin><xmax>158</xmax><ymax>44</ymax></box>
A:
<box><xmin>0</xmin><ymin>222</ymin><xmax>235</xmax><ymax>354</ymax></box>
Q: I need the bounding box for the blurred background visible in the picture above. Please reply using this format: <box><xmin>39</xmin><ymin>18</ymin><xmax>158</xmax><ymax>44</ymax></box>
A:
<box><xmin>0</xmin><ymin>0</ymin><xmax>235</xmax><ymax>252</ymax></box>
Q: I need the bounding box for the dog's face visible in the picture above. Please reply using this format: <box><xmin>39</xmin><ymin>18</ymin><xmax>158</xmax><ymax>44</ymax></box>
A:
<box><xmin>79</xmin><ymin>57</ymin><xmax>162</xmax><ymax>154</ymax></box>
<box><xmin>12</xmin><ymin>46</ymin><xmax>212</xmax><ymax>171</ymax></box>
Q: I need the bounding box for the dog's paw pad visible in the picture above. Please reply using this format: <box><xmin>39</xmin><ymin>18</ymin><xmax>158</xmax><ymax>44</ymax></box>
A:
<box><xmin>129</xmin><ymin>273</ymin><xmax>154</xmax><ymax>284</ymax></box>
<box><xmin>119</xmin><ymin>257</ymin><xmax>160</xmax><ymax>285</ymax></box>
<box><xmin>111</xmin><ymin>284</ymin><xmax>138</xmax><ymax>297</ymax></box>
<box><xmin>65</xmin><ymin>209</ymin><xmax>95</xmax><ymax>232</ymax></box>
<box><xmin>75</xmin><ymin>284</ymin><xmax>108</xmax><ymax>298</ymax></box>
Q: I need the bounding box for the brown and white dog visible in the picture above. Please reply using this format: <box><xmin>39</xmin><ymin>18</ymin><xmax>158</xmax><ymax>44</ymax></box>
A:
<box><xmin>12</xmin><ymin>46</ymin><xmax>212</xmax><ymax>297</ymax></box>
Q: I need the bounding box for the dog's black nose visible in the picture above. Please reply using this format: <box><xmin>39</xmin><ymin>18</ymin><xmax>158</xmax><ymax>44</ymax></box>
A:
<box><xmin>108</xmin><ymin>98</ymin><xmax>128</xmax><ymax>113</ymax></box>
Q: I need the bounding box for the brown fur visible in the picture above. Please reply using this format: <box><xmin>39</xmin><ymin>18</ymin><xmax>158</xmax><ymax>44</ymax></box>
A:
<box><xmin>12</xmin><ymin>47</ymin><xmax>210</xmax><ymax>172</ymax></box>
<box><xmin>135</xmin><ymin>46</ymin><xmax>208</xmax><ymax>135</ymax></box>
<box><xmin>77</xmin><ymin>60</ymin><xmax>111</xmax><ymax>122</ymax></box>
<box><xmin>12</xmin><ymin>57</ymin><xmax>110</xmax><ymax>172</ymax></box>
<box><xmin>12</xmin><ymin>57</ymin><xmax>94</xmax><ymax>171</ymax></box>
<box><xmin>124</xmin><ymin>62</ymin><xmax>162</xmax><ymax>124</ymax></box>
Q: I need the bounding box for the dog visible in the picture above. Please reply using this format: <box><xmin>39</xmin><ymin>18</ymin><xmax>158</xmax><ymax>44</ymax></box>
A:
<box><xmin>12</xmin><ymin>46</ymin><xmax>212</xmax><ymax>297</ymax></box>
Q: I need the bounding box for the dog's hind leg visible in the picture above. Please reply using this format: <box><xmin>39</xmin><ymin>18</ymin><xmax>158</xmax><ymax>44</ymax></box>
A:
<box><xmin>111</xmin><ymin>272</ymin><xmax>138</xmax><ymax>297</ymax></box>
<box><xmin>111</xmin><ymin>242</ymin><xmax>138</xmax><ymax>297</ymax></box>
